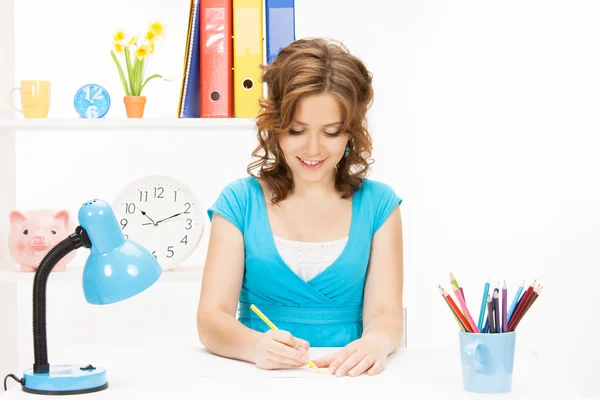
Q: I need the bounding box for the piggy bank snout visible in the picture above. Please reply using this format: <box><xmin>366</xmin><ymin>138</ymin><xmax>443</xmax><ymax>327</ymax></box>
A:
<box><xmin>30</xmin><ymin>236</ymin><xmax>46</xmax><ymax>246</ymax></box>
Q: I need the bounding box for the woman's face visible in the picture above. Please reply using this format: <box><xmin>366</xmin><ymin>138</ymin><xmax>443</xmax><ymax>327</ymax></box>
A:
<box><xmin>278</xmin><ymin>93</ymin><xmax>349</xmax><ymax>185</ymax></box>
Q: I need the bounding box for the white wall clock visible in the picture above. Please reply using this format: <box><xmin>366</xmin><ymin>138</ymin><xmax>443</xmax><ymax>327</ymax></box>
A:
<box><xmin>112</xmin><ymin>175</ymin><xmax>205</xmax><ymax>271</ymax></box>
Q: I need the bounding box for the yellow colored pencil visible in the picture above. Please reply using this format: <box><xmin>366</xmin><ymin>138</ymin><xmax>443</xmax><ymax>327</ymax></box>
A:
<box><xmin>250</xmin><ymin>304</ymin><xmax>320</xmax><ymax>372</ymax></box>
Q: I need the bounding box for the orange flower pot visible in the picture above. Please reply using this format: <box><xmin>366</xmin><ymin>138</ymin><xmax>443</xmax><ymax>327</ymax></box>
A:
<box><xmin>124</xmin><ymin>96</ymin><xmax>146</xmax><ymax>118</ymax></box>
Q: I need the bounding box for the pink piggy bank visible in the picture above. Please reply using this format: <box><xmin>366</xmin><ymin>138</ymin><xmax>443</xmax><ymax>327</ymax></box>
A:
<box><xmin>8</xmin><ymin>209</ymin><xmax>77</xmax><ymax>272</ymax></box>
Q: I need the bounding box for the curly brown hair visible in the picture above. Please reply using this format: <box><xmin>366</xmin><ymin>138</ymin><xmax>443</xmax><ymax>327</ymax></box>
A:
<box><xmin>247</xmin><ymin>37</ymin><xmax>375</xmax><ymax>204</ymax></box>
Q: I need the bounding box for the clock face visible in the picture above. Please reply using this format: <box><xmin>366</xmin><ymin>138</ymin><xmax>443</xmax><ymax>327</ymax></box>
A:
<box><xmin>112</xmin><ymin>176</ymin><xmax>205</xmax><ymax>271</ymax></box>
<box><xmin>74</xmin><ymin>84</ymin><xmax>111</xmax><ymax>118</ymax></box>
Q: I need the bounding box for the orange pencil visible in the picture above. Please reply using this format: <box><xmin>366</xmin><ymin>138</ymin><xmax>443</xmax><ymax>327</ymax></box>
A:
<box><xmin>440</xmin><ymin>286</ymin><xmax>473</xmax><ymax>332</ymax></box>
<box><xmin>439</xmin><ymin>286</ymin><xmax>467</xmax><ymax>331</ymax></box>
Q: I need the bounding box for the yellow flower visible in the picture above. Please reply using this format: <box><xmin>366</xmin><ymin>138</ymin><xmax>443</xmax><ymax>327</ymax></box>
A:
<box><xmin>149</xmin><ymin>42</ymin><xmax>155</xmax><ymax>54</ymax></box>
<box><xmin>144</xmin><ymin>30</ymin><xmax>156</xmax><ymax>43</ymax></box>
<box><xmin>135</xmin><ymin>45</ymin><xmax>149</xmax><ymax>59</ymax></box>
<box><xmin>113</xmin><ymin>30</ymin><xmax>126</xmax><ymax>42</ymax></box>
<box><xmin>128</xmin><ymin>35</ymin><xmax>138</xmax><ymax>46</ymax></box>
<box><xmin>149</xmin><ymin>21</ymin><xmax>164</xmax><ymax>37</ymax></box>
<box><xmin>114</xmin><ymin>43</ymin><xmax>124</xmax><ymax>53</ymax></box>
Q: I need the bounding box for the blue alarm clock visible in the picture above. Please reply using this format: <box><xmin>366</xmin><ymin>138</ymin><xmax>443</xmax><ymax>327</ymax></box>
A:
<box><xmin>74</xmin><ymin>84</ymin><xmax>111</xmax><ymax>118</ymax></box>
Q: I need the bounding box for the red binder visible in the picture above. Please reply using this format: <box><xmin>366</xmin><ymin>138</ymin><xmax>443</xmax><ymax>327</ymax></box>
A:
<box><xmin>199</xmin><ymin>0</ymin><xmax>233</xmax><ymax>117</ymax></box>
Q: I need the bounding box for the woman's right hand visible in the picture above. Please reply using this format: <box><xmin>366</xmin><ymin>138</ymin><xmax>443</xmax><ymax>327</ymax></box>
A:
<box><xmin>254</xmin><ymin>330</ymin><xmax>311</xmax><ymax>370</ymax></box>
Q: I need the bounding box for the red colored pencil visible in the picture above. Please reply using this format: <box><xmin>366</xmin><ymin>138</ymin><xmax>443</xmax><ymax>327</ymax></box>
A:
<box><xmin>440</xmin><ymin>286</ymin><xmax>474</xmax><ymax>332</ymax></box>
<box><xmin>507</xmin><ymin>279</ymin><xmax>536</xmax><ymax>327</ymax></box>
<box><xmin>525</xmin><ymin>286</ymin><xmax>542</xmax><ymax>312</ymax></box>
<box><xmin>508</xmin><ymin>281</ymin><xmax>537</xmax><ymax>331</ymax></box>
<box><xmin>508</xmin><ymin>293</ymin><xmax>533</xmax><ymax>331</ymax></box>
<box><xmin>439</xmin><ymin>286</ymin><xmax>467</xmax><ymax>331</ymax></box>
<box><xmin>509</xmin><ymin>285</ymin><xmax>541</xmax><ymax>331</ymax></box>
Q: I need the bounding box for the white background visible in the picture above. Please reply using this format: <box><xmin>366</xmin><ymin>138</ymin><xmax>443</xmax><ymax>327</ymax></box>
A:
<box><xmin>1</xmin><ymin>0</ymin><xmax>599</xmax><ymax>398</ymax></box>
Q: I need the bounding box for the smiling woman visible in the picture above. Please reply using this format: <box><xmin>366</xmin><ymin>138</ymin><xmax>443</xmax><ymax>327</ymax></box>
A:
<box><xmin>197</xmin><ymin>37</ymin><xmax>404</xmax><ymax>379</ymax></box>
<box><xmin>249</xmin><ymin>37</ymin><xmax>374</xmax><ymax>204</ymax></box>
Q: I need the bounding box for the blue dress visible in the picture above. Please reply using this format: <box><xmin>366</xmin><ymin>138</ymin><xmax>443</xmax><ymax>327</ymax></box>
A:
<box><xmin>207</xmin><ymin>176</ymin><xmax>402</xmax><ymax>347</ymax></box>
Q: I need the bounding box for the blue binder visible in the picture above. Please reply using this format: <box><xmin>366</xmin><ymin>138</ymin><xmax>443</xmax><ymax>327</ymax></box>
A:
<box><xmin>265</xmin><ymin>0</ymin><xmax>295</xmax><ymax>64</ymax></box>
<box><xmin>178</xmin><ymin>0</ymin><xmax>201</xmax><ymax>118</ymax></box>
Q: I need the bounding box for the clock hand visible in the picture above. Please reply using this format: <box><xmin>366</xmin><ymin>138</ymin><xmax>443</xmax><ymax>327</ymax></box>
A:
<box><xmin>142</xmin><ymin>217</ymin><xmax>187</xmax><ymax>226</ymax></box>
<box><xmin>154</xmin><ymin>212</ymin><xmax>184</xmax><ymax>225</ymax></box>
<box><xmin>139</xmin><ymin>209</ymin><xmax>157</xmax><ymax>225</ymax></box>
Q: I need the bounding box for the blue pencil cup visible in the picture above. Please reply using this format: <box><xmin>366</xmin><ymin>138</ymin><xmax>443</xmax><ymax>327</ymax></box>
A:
<box><xmin>458</xmin><ymin>331</ymin><xmax>516</xmax><ymax>393</ymax></box>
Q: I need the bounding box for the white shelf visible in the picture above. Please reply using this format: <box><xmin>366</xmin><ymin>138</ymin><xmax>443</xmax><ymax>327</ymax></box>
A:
<box><xmin>0</xmin><ymin>118</ymin><xmax>256</xmax><ymax>131</ymax></box>
<box><xmin>0</xmin><ymin>267</ymin><xmax>203</xmax><ymax>283</ymax></box>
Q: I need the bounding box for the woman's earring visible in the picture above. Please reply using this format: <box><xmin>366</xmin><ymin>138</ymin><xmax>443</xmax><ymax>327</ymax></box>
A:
<box><xmin>344</xmin><ymin>146</ymin><xmax>350</xmax><ymax>157</ymax></box>
<box><xmin>274</xmin><ymin>145</ymin><xmax>278</xmax><ymax>155</ymax></box>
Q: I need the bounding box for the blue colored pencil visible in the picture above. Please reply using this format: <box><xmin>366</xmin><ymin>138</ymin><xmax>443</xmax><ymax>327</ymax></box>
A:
<box><xmin>507</xmin><ymin>280</ymin><xmax>525</xmax><ymax>322</ymax></box>
<box><xmin>484</xmin><ymin>287</ymin><xmax>499</xmax><ymax>333</ymax></box>
<box><xmin>477</xmin><ymin>280</ymin><xmax>490</xmax><ymax>332</ymax></box>
<box><xmin>491</xmin><ymin>287</ymin><xmax>499</xmax><ymax>332</ymax></box>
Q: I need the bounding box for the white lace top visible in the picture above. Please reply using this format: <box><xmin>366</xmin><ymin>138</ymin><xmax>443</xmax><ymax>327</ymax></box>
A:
<box><xmin>273</xmin><ymin>235</ymin><xmax>349</xmax><ymax>282</ymax></box>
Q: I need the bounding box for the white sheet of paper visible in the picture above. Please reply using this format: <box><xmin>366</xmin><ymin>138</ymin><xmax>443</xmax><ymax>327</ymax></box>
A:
<box><xmin>56</xmin><ymin>345</ymin><xmax>339</xmax><ymax>379</ymax></box>
<box><xmin>182</xmin><ymin>346</ymin><xmax>335</xmax><ymax>378</ymax></box>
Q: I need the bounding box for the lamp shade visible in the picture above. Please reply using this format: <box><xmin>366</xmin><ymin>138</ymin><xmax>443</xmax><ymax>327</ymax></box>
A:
<box><xmin>78</xmin><ymin>199</ymin><xmax>162</xmax><ymax>305</ymax></box>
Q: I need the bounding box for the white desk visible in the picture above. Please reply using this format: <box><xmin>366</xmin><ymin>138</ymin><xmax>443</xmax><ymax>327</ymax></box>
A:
<box><xmin>2</xmin><ymin>344</ymin><xmax>591</xmax><ymax>399</ymax></box>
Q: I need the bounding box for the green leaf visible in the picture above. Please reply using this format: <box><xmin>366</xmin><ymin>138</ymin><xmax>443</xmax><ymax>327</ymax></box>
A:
<box><xmin>131</xmin><ymin>57</ymin><xmax>139</xmax><ymax>96</ymax></box>
<box><xmin>124</xmin><ymin>46</ymin><xmax>135</xmax><ymax>95</ymax></box>
<box><xmin>141</xmin><ymin>73</ymin><xmax>165</xmax><ymax>92</ymax></box>
<box><xmin>110</xmin><ymin>50</ymin><xmax>131</xmax><ymax>96</ymax></box>
<box><xmin>137</xmin><ymin>58</ymin><xmax>147</xmax><ymax>95</ymax></box>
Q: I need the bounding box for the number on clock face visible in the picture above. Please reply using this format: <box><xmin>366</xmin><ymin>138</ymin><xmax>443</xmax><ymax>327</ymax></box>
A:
<box><xmin>114</xmin><ymin>179</ymin><xmax>204</xmax><ymax>271</ymax></box>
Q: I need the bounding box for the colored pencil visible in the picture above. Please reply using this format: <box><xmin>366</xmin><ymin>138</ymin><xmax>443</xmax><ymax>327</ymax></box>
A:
<box><xmin>449</xmin><ymin>273</ymin><xmax>460</xmax><ymax>292</ymax></box>
<box><xmin>489</xmin><ymin>287</ymin><xmax>498</xmax><ymax>332</ymax></box>
<box><xmin>507</xmin><ymin>280</ymin><xmax>525</xmax><ymax>321</ymax></box>
<box><xmin>525</xmin><ymin>286</ymin><xmax>542</xmax><ymax>312</ymax></box>
<box><xmin>439</xmin><ymin>276</ymin><xmax>542</xmax><ymax>335</ymax></box>
<box><xmin>507</xmin><ymin>282</ymin><xmax>536</xmax><ymax>331</ymax></box>
<box><xmin>508</xmin><ymin>280</ymin><xmax>536</xmax><ymax>327</ymax></box>
<box><xmin>449</xmin><ymin>272</ymin><xmax>466</xmax><ymax>302</ymax></box>
<box><xmin>486</xmin><ymin>294</ymin><xmax>494</xmax><ymax>334</ymax></box>
<box><xmin>493</xmin><ymin>290</ymin><xmax>500</xmax><ymax>333</ymax></box>
<box><xmin>509</xmin><ymin>285</ymin><xmax>541</xmax><ymax>331</ymax></box>
<box><xmin>440</xmin><ymin>287</ymin><xmax>473</xmax><ymax>332</ymax></box>
<box><xmin>477</xmin><ymin>280</ymin><xmax>490</xmax><ymax>332</ymax></box>
<box><xmin>439</xmin><ymin>286</ymin><xmax>467</xmax><ymax>331</ymax></box>
<box><xmin>249</xmin><ymin>304</ymin><xmax>320</xmax><ymax>372</ymax></box>
<box><xmin>508</xmin><ymin>280</ymin><xmax>534</xmax><ymax>324</ymax></box>
<box><xmin>482</xmin><ymin>288</ymin><xmax>494</xmax><ymax>333</ymax></box>
<box><xmin>453</xmin><ymin>287</ymin><xmax>479</xmax><ymax>333</ymax></box>
<box><xmin>502</xmin><ymin>281</ymin><xmax>507</xmax><ymax>333</ymax></box>
<box><xmin>512</xmin><ymin>291</ymin><xmax>526</xmax><ymax>320</ymax></box>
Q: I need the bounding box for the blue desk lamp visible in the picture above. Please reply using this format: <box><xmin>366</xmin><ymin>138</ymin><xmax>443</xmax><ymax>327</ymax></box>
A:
<box><xmin>5</xmin><ymin>199</ymin><xmax>162</xmax><ymax>395</ymax></box>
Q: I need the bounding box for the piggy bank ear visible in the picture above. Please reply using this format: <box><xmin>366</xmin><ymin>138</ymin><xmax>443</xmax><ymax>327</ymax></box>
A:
<box><xmin>9</xmin><ymin>210</ymin><xmax>25</xmax><ymax>225</ymax></box>
<box><xmin>54</xmin><ymin>210</ymin><xmax>70</xmax><ymax>228</ymax></box>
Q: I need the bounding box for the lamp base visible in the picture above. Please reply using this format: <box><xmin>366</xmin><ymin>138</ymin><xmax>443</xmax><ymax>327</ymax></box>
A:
<box><xmin>22</xmin><ymin>364</ymin><xmax>107</xmax><ymax>395</ymax></box>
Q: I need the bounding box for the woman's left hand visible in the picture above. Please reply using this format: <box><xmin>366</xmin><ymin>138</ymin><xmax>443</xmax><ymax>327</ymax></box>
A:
<box><xmin>312</xmin><ymin>335</ymin><xmax>389</xmax><ymax>377</ymax></box>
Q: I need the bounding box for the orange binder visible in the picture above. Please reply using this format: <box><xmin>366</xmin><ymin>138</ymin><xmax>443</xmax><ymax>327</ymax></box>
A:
<box><xmin>200</xmin><ymin>0</ymin><xmax>233</xmax><ymax>117</ymax></box>
<box><xmin>233</xmin><ymin>0</ymin><xmax>263</xmax><ymax>118</ymax></box>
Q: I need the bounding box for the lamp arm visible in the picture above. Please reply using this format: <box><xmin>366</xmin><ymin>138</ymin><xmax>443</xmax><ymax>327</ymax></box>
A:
<box><xmin>32</xmin><ymin>226</ymin><xmax>92</xmax><ymax>374</ymax></box>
